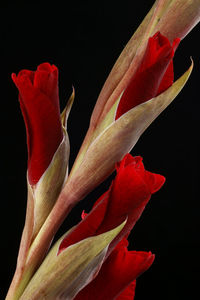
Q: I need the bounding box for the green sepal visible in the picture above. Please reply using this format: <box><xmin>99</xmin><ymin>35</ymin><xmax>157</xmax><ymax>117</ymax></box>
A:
<box><xmin>20</xmin><ymin>220</ymin><xmax>126</xmax><ymax>300</ymax></box>
<box><xmin>61</xmin><ymin>87</ymin><xmax>75</xmax><ymax>130</ymax></box>
<box><xmin>30</xmin><ymin>129</ymin><xmax>70</xmax><ymax>239</ymax></box>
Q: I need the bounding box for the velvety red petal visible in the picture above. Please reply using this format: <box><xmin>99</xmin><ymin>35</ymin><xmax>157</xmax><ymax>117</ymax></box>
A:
<box><xmin>12</xmin><ymin>63</ymin><xmax>63</xmax><ymax>185</ymax></box>
<box><xmin>145</xmin><ymin>171</ymin><xmax>166</xmax><ymax>194</ymax></box>
<box><xmin>115</xmin><ymin>280</ymin><xmax>136</xmax><ymax>300</ymax></box>
<box><xmin>106</xmin><ymin>155</ymin><xmax>165</xmax><ymax>255</ymax></box>
<box><xmin>156</xmin><ymin>59</ymin><xmax>174</xmax><ymax>95</ymax></box>
<box><xmin>34</xmin><ymin>63</ymin><xmax>59</xmax><ymax>111</ymax></box>
<box><xmin>115</xmin><ymin>32</ymin><xmax>179</xmax><ymax>120</ymax></box>
<box><xmin>157</xmin><ymin>38</ymin><xmax>180</xmax><ymax>95</ymax></box>
<box><xmin>16</xmin><ymin>69</ymin><xmax>35</xmax><ymax>83</ymax></box>
<box><xmin>37</xmin><ymin>62</ymin><xmax>53</xmax><ymax>72</ymax></box>
<box><xmin>95</xmin><ymin>155</ymin><xmax>152</xmax><ymax>236</ymax></box>
<box><xmin>139</xmin><ymin>32</ymin><xmax>172</xmax><ymax>72</ymax></box>
<box><xmin>115</xmin><ymin>236</ymin><xmax>129</xmax><ymax>249</ymax></box>
<box><xmin>116</xmin><ymin>154</ymin><xmax>144</xmax><ymax>173</ymax></box>
<box><xmin>74</xmin><ymin>246</ymin><xmax>154</xmax><ymax>300</ymax></box>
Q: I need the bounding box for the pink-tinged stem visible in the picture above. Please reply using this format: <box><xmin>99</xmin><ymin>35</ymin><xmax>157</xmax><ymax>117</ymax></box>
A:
<box><xmin>6</xmin><ymin>184</ymin><xmax>77</xmax><ymax>300</ymax></box>
<box><xmin>5</xmin><ymin>186</ymin><xmax>35</xmax><ymax>300</ymax></box>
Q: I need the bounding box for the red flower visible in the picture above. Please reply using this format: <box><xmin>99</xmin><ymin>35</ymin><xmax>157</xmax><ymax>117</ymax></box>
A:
<box><xmin>58</xmin><ymin>154</ymin><xmax>165</xmax><ymax>254</ymax></box>
<box><xmin>12</xmin><ymin>63</ymin><xmax>63</xmax><ymax>185</ymax></box>
<box><xmin>57</xmin><ymin>154</ymin><xmax>165</xmax><ymax>298</ymax></box>
<box><xmin>115</xmin><ymin>32</ymin><xmax>180</xmax><ymax>119</ymax></box>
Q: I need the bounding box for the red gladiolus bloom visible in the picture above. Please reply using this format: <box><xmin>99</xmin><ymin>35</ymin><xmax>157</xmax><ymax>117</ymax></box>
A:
<box><xmin>58</xmin><ymin>154</ymin><xmax>165</xmax><ymax>255</ymax></box>
<box><xmin>12</xmin><ymin>63</ymin><xmax>63</xmax><ymax>185</ymax></box>
<box><xmin>115</xmin><ymin>32</ymin><xmax>180</xmax><ymax>119</ymax></box>
<box><xmin>58</xmin><ymin>154</ymin><xmax>164</xmax><ymax>298</ymax></box>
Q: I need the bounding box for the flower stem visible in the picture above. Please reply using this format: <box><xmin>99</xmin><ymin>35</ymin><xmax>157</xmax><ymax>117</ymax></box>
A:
<box><xmin>6</xmin><ymin>184</ymin><xmax>77</xmax><ymax>300</ymax></box>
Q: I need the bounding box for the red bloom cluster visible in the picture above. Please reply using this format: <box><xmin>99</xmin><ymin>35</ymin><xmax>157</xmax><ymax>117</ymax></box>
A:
<box><xmin>12</xmin><ymin>63</ymin><xmax>63</xmax><ymax>185</ymax></box>
<box><xmin>115</xmin><ymin>32</ymin><xmax>180</xmax><ymax>119</ymax></box>
<box><xmin>58</xmin><ymin>154</ymin><xmax>165</xmax><ymax>299</ymax></box>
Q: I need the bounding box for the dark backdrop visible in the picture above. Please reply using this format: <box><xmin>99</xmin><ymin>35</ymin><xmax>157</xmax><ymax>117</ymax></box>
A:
<box><xmin>1</xmin><ymin>0</ymin><xmax>199</xmax><ymax>299</ymax></box>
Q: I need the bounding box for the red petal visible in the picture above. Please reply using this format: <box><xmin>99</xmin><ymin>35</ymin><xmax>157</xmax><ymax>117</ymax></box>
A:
<box><xmin>74</xmin><ymin>246</ymin><xmax>154</xmax><ymax>300</ymax></box>
<box><xmin>34</xmin><ymin>63</ymin><xmax>59</xmax><ymax>111</ymax></box>
<box><xmin>57</xmin><ymin>192</ymin><xmax>109</xmax><ymax>255</ymax></box>
<box><xmin>96</xmin><ymin>155</ymin><xmax>153</xmax><ymax>236</ymax></box>
<box><xmin>16</xmin><ymin>69</ymin><xmax>35</xmax><ymax>83</ymax></box>
<box><xmin>106</xmin><ymin>155</ymin><xmax>165</xmax><ymax>255</ymax></box>
<box><xmin>157</xmin><ymin>38</ymin><xmax>180</xmax><ymax>95</ymax></box>
<box><xmin>115</xmin><ymin>236</ymin><xmax>129</xmax><ymax>249</ymax></box>
<box><xmin>115</xmin><ymin>33</ymin><xmax>180</xmax><ymax>120</ymax></box>
<box><xmin>12</xmin><ymin>63</ymin><xmax>63</xmax><ymax>184</ymax></box>
<box><xmin>145</xmin><ymin>171</ymin><xmax>166</xmax><ymax>194</ymax></box>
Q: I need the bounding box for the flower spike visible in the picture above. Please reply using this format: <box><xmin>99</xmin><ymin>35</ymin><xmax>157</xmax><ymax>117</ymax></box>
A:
<box><xmin>6</xmin><ymin>1</ymin><xmax>200</xmax><ymax>300</ymax></box>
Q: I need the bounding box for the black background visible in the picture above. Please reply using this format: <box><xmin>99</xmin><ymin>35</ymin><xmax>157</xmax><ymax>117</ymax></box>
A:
<box><xmin>1</xmin><ymin>0</ymin><xmax>200</xmax><ymax>299</ymax></box>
